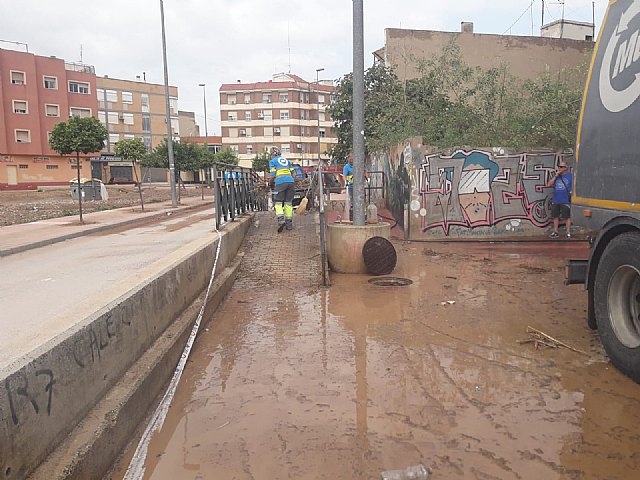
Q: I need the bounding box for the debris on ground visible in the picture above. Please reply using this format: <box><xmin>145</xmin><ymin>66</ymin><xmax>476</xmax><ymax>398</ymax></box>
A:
<box><xmin>381</xmin><ymin>463</ymin><xmax>432</xmax><ymax>479</ymax></box>
<box><xmin>518</xmin><ymin>326</ymin><xmax>588</xmax><ymax>355</ymax></box>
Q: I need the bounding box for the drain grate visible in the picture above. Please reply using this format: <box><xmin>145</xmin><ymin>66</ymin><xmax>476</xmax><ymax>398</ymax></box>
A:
<box><xmin>368</xmin><ymin>277</ymin><xmax>413</xmax><ymax>287</ymax></box>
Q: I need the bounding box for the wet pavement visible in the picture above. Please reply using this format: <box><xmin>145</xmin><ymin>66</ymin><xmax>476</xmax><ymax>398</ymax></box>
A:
<box><xmin>111</xmin><ymin>214</ymin><xmax>640</xmax><ymax>480</ymax></box>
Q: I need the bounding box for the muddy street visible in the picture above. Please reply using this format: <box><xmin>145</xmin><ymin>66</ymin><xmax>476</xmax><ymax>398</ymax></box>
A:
<box><xmin>110</xmin><ymin>221</ymin><xmax>640</xmax><ymax>480</ymax></box>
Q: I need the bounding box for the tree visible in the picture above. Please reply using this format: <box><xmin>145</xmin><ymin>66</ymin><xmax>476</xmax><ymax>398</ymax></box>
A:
<box><xmin>214</xmin><ymin>148</ymin><xmax>238</xmax><ymax>166</ymax></box>
<box><xmin>141</xmin><ymin>139</ymin><xmax>214</xmax><ymax>181</ymax></box>
<box><xmin>114</xmin><ymin>138</ymin><xmax>147</xmax><ymax>211</ymax></box>
<box><xmin>252</xmin><ymin>150</ymin><xmax>270</xmax><ymax>173</ymax></box>
<box><xmin>327</xmin><ymin>41</ymin><xmax>587</xmax><ymax>154</ymax></box>
<box><xmin>49</xmin><ymin>116</ymin><xmax>107</xmax><ymax>223</ymax></box>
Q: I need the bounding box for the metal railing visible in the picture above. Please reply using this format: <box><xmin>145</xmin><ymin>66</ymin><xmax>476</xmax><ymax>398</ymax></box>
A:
<box><xmin>212</xmin><ymin>163</ymin><xmax>267</xmax><ymax>229</ymax></box>
<box><xmin>365</xmin><ymin>170</ymin><xmax>385</xmax><ymax>205</ymax></box>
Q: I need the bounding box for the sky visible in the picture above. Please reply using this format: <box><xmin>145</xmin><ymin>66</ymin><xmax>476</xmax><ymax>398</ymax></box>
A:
<box><xmin>1</xmin><ymin>0</ymin><xmax>609</xmax><ymax>136</ymax></box>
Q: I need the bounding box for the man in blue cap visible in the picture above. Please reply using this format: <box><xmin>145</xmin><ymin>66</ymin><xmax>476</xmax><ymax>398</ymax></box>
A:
<box><xmin>269</xmin><ymin>146</ymin><xmax>295</xmax><ymax>232</ymax></box>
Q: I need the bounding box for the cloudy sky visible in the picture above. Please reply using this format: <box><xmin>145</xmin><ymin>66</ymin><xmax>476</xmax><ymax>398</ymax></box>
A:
<box><xmin>2</xmin><ymin>0</ymin><xmax>608</xmax><ymax>135</ymax></box>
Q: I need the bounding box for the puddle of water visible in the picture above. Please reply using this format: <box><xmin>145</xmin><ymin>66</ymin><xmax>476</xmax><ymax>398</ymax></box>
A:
<box><xmin>109</xmin><ymin>242</ymin><xmax>640</xmax><ymax>480</ymax></box>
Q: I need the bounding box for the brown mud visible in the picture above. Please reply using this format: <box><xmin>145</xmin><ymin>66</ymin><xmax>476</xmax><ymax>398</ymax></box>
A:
<box><xmin>110</xmin><ymin>237</ymin><xmax>640</xmax><ymax>480</ymax></box>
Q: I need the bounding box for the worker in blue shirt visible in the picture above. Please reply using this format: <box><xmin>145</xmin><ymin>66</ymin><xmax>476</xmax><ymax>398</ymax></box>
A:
<box><xmin>269</xmin><ymin>147</ymin><xmax>295</xmax><ymax>232</ymax></box>
<box><xmin>343</xmin><ymin>153</ymin><xmax>354</xmax><ymax>220</ymax></box>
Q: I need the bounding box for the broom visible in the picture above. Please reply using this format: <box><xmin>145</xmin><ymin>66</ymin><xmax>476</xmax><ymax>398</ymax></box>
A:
<box><xmin>296</xmin><ymin>169</ymin><xmax>317</xmax><ymax>215</ymax></box>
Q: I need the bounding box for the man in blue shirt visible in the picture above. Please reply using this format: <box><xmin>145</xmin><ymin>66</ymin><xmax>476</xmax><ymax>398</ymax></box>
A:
<box><xmin>343</xmin><ymin>154</ymin><xmax>354</xmax><ymax>220</ymax></box>
<box><xmin>546</xmin><ymin>161</ymin><xmax>573</xmax><ymax>238</ymax></box>
<box><xmin>269</xmin><ymin>147</ymin><xmax>295</xmax><ymax>232</ymax></box>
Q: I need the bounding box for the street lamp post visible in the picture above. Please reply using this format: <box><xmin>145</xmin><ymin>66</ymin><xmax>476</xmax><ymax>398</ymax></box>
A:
<box><xmin>315</xmin><ymin>67</ymin><xmax>328</xmax><ymax>286</ymax></box>
<box><xmin>199</xmin><ymin>83</ymin><xmax>210</xmax><ymax>184</ymax></box>
<box><xmin>352</xmin><ymin>0</ymin><xmax>365</xmax><ymax>226</ymax></box>
<box><xmin>159</xmin><ymin>0</ymin><xmax>177</xmax><ymax>207</ymax></box>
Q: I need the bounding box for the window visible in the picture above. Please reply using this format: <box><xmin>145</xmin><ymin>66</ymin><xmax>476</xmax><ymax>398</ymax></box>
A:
<box><xmin>141</xmin><ymin>94</ymin><xmax>150</xmax><ymax>112</ymax></box>
<box><xmin>264</xmin><ymin>127</ymin><xmax>273</xmax><ymax>137</ymax></box>
<box><xmin>143</xmin><ymin>136</ymin><xmax>152</xmax><ymax>152</ymax></box>
<box><xmin>69</xmin><ymin>81</ymin><xmax>90</xmax><ymax>94</ymax></box>
<box><xmin>19</xmin><ymin>164</ymin><xmax>29</xmax><ymax>169</ymax></box>
<box><xmin>170</xmin><ymin>118</ymin><xmax>179</xmax><ymax>134</ymax></box>
<box><xmin>245</xmin><ymin>111</ymin><xmax>252</xmax><ymax>121</ymax></box>
<box><xmin>124</xmin><ymin>134</ymin><xmax>135</xmax><ymax>139</ymax></box>
<box><xmin>109</xmin><ymin>133</ymin><xmax>120</xmax><ymax>145</ymax></box>
<box><xmin>106</xmin><ymin>90</ymin><xmax>118</xmax><ymax>102</ymax></box>
<box><xmin>318</xmin><ymin>94</ymin><xmax>325</xmax><ymax>105</ymax></box>
<box><xmin>264</xmin><ymin>110</ymin><xmax>273</xmax><ymax>121</ymax></box>
<box><xmin>280</xmin><ymin>110</ymin><xmax>289</xmax><ymax>120</ymax></box>
<box><xmin>246</xmin><ymin>145</ymin><xmax>253</xmax><ymax>155</ymax></box>
<box><xmin>230</xmin><ymin>145</ymin><xmax>239</xmax><ymax>153</ymax></box>
<box><xmin>279</xmin><ymin>93</ymin><xmax>288</xmax><ymax>103</ymax></box>
<box><xmin>244</xmin><ymin>94</ymin><xmax>251</xmax><ymax>104</ymax></box>
<box><xmin>15</xmin><ymin>130</ymin><xmax>31</xmax><ymax>143</ymax></box>
<box><xmin>122</xmin><ymin>91</ymin><xmax>133</xmax><ymax>104</ymax></box>
<box><xmin>319</xmin><ymin>128</ymin><xmax>326</xmax><ymax>138</ymax></box>
<box><xmin>10</xmin><ymin>71</ymin><xmax>25</xmax><ymax>85</ymax></box>
<box><xmin>169</xmin><ymin>97</ymin><xmax>178</xmax><ymax>115</ymax></box>
<box><xmin>45</xmin><ymin>104</ymin><xmax>60</xmax><ymax>117</ymax></box>
<box><xmin>274</xmin><ymin>127</ymin><xmax>281</xmax><ymax>136</ymax></box>
<box><xmin>13</xmin><ymin>100</ymin><xmax>28</xmax><ymax>114</ymax></box>
<box><xmin>123</xmin><ymin>113</ymin><xmax>134</xmax><ymax>125</ymax></box>
<box><xmin>281</xmin><ymin>144</ymin><xmax>290</xmax><ymax>154</ymax></box>
<box><xmin>70</xmin><ymin>107</ymin><xmax>92</xmax><ymax>118</ymax></box>
<box><xmin>71</xmin><ymin>164</ymin><xmax>82</xmax><ymax>170</ymax></box>
<box><xmin>229</xmin><ymin>128</ymin><xmax>238</xmax><ymax>138</ymax></box>
<box><xmin>108</xmin><ymin>112</ymin><xmax>119</xmax><ymax>124</ymax></box>
<box><xmin>46</xmin><ymin>164</ymin><xmax>59</xmax><ymax>170</ymax></box>
<box><xmin>262</xmin><ymin>93</ymin><xmax>272</xmax><ymax>103</ymax></box>
<box><xmin>98</xmin><ymin>111</ymin><xmax>106</xmax><ymax>124</ymax></box>
<box><xmin>245</xmin><ymin>127</ymin><xmax>252</xmax><ymax>137</ymax></box>
<box><xmin>43</xmin><ymin>76</ymin><xmax>57</xmax><ymax>89</ymax></box>
<box><xmin>142</xmin><ymin>115</ymin><xmax>151</xmax><ymax>132</ymax></box>
<box><xmin>97</xmin><ymin>88</ymin><xmax>104</xmax><ymax>101</ymax></box>
<box><xmin>319</xmin><ymin>112</ymin><xmax>326</xmax><ymax>122</ymax></box>
<box><xmin>240</xmin><ymin>129</ymin><xmax>246</xmax><ymax>137</ymax></box>
<box><xmin>228</xmin><ymin>112</ymin><xmax>237</xmax><ymax>122</ymax></box>
<box><xmin>227</xmin><ymin>94</ymin><xmax>237</xmax><ymax>105</ymax></box>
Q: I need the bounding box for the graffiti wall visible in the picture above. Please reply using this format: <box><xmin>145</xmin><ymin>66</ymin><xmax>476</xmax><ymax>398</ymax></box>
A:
<box><xmin>370</xmin><ymin>141</ymin><xmax>573</xmax><ymax>239</ymax></box>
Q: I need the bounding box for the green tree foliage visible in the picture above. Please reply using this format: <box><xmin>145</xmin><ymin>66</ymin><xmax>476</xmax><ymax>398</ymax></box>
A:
<box><xmin>328</xmin><ymin>42</ymin><xmax>587</xmax><ymax>153</ymax></box>
<box><xmin>141</xmin><ymin>139</ymin><xmax>214</xmax><ymax>174</ymax></box>
<box><xmin>213</xmin><ymin>148</ymin><xmax>239</xmax><ymax>166</ymax></box>
<box><xmin>49</xmin><ymin>116</ymin><xmax>107</xmax><ymax>157</ymax></box>
<box><xmin>252</xmin><ymin>150</ymin><xmax>271</xmax><ymax>172</ymax></box>
<box><xmin>114</xmin><ymin>137</ymin><xmax>148</xmax><ymax>210</ymax></box>
<box><xmin>114</xmin><ymin>137</ymin><xmax>147</xmax><ymax>162</ymax></box>
<box><xmin>49</xmin><ymin>115</ymin><xmax>108</xmax><ymax>223</ymax></box>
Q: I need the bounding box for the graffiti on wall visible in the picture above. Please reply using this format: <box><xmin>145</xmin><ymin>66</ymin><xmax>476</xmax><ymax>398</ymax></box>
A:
<box><xmin>418</xmin><ymin>150</ymin><xmax>570</xmax><ymax>235</ymax></box>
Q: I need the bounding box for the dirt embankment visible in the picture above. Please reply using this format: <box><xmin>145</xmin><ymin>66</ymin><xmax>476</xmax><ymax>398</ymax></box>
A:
<box><xmin>0</xmin><ymin>185</ymin><xmax>212</xmax><ymax>227</ymax></box>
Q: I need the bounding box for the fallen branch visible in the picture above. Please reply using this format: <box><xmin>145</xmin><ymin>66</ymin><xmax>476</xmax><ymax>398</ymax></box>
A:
<box><xmin>519</xmin><ymin>326</ymin><xmax>588</xmax><ymax>355</ymax></box>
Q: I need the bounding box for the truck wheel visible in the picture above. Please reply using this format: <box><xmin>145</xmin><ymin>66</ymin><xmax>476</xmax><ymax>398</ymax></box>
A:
<box><xmin>594</xmin><ymin>231</ymin><xmax>640</xmax><ymax>382</ymax></box>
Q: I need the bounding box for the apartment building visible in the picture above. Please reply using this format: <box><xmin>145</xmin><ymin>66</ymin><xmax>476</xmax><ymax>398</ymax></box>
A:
<box><xmin>94</xmin><ymin>76</ymin><xmax>179</xmax><ymax>182</ymax></box>
<box><xmin>219</xmin><ymin>73</ymin><xmax>337</xmax><ymax>168</ymax></box>
<box><xmin>0</xmin><ymin>48</ymin><xmax>98</xmax><ymax>190</ymax></box>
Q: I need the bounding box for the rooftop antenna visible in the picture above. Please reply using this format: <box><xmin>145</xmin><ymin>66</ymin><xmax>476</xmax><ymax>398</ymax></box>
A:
<box><xmin>79</xmin><ymin>44</ymin><xmax>83</xmax><ymax>64</ymax></box>
<box><xmin>287</xmin><ymin>22</ymin><xmax>291</xmax><ymax>74</ymax></box>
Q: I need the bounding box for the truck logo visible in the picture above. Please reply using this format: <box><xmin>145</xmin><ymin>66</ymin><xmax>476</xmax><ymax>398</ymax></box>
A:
<box><xmin>599</xmin><ymin>1</ymin><xmax>640</xmax><ymax>112</ymax></box>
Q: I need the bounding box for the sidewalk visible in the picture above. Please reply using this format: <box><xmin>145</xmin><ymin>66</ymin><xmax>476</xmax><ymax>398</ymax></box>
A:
<box><xmin>0</xmin><ymin>196</ymin><xmax>214</xmax><ymax>257</ymax></box>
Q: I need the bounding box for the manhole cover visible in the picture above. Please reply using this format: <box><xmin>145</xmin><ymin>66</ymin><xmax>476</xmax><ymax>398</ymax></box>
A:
<box><xmin>368</xmin><ymin>277</ymin><xmax>413</xmax><ymax>287</ymax></box>
<box><xmin>362</xmin><ymin>236</ymin><xmax>397</xmax><ymax>275</ymax></box>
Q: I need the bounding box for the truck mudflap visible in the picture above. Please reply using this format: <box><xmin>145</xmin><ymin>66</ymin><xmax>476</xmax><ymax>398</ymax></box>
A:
<box><xmin>564</xmin><ymin>259</ymin><xmax>588</xmax><ymax>285</ymax></box>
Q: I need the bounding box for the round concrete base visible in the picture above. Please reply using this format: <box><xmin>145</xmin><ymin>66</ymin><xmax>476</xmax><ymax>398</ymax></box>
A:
<box><xmin>326</xmin><ymin>222</ymin><xmax>391</xmax><ymax>273</ymax></box>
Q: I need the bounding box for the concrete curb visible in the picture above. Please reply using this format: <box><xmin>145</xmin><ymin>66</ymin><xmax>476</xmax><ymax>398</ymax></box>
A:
<box><xmin>0</xmin><ymin>201</ymin><xmax>214</xmax><ymax>257</ymax></box>
<box><xmin>2</xmin><ymin>215</ymin><xmax>252</xmax><ymax>479</ymax></box>
<box><xmin>28</xmin><ymin>258</ymin><xmax>243</xmax><ymax>480</ymax></box>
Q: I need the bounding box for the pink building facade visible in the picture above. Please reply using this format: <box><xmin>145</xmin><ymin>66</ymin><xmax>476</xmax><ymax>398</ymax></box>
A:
<box><xmin>0</xmin><ymin>48</ymin><xmax>98</xmax><ymax>190</ymax></box>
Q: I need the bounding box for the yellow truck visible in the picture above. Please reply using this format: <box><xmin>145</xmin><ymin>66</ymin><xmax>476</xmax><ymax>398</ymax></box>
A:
<box><xmin>567</xmin><ymin>0</ymin><xmax>640</xmax><ymax>382</ymax></box>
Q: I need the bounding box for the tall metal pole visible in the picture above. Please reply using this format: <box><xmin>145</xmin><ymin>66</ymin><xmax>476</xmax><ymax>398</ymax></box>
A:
<box><xmin>542</xmin><ymin>0</ymin><xmax>545</xmax><ymax>28</ymax></box>
<box><xmin>199</xmin><ymin>83</ymin><xmax>210</xmax><ymax>184</ymax></box>
<box><xmin>352</xmin><ymin>0</ymin><xmax>366</xmax><ymax>226</ymax></box>
<box><xmin>160</xmin><ymin>0</ymin><xmax>177</xmax><ymax>207</ymax></box>
<box><xmin>316</xmin><ymin>68</ymin><xmax>328</xmax><ymax>286</ymax></box>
